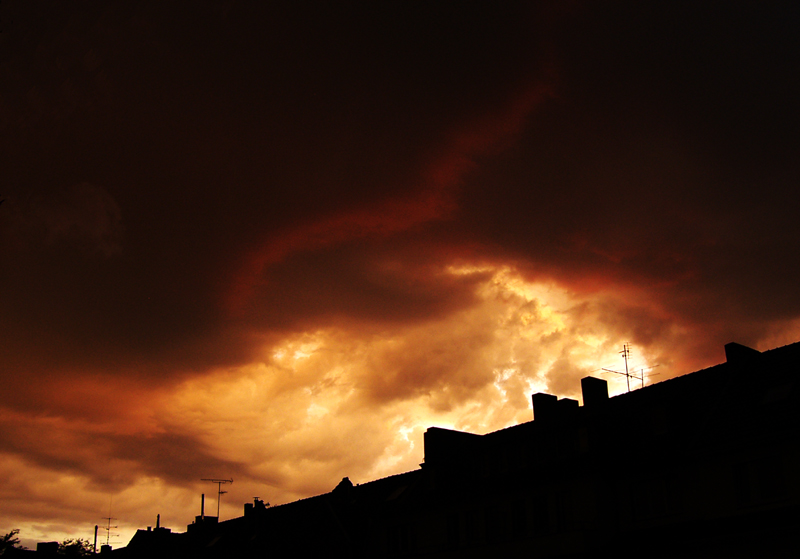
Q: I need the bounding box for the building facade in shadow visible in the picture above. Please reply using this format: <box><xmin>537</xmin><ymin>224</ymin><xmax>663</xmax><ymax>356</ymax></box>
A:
<box><xmin>20</xmin><ymin>341</ymin><xmax>799</xmax><ymax>558</ymax></box>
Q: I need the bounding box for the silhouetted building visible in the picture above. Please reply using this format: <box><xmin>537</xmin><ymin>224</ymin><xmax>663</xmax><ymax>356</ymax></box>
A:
<box><xmin>48</xmin><ymin>341</ymin><xmax>800</xmax><ymax>558</ymax></box>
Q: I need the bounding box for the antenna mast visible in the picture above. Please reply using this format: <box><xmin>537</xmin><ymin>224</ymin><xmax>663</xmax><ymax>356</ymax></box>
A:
<box><xmin>100</xmin><ymin>517</ymin><xmax>118</xmax><ymax>547</ymax></box>
<box><xmin>601</xmin><ymin>343</ymin><xmax>637</xmax><ymax>392</ymax></box>
<box><xmin>201</xmin><ymin>478</ymin><xmax>233</xmax><ymax>519</ymax></box>
<box><xmin>598</xmin><ymin>344</ymin><xmax>660</xmax><ymax>392</ymax></box>
<box><xmin>622</xmin><ymin>342</ymin><xmax>631</xmax><ymax>392</ymax></box>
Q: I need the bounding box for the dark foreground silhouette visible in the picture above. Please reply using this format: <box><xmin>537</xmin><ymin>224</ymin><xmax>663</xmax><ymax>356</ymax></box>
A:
<box><xmin>12</xmin><ymin>341</ymin><xmax>800</xmax><ymax>558</ymax></box>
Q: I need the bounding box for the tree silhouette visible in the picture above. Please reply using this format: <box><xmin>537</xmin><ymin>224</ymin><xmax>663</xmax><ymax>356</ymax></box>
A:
<box><xmin>0</xmin><ymin>530</ymin><xmax>25</xmax><ymax>554</ymax></box>
<box><xmin>58</xmin><ymin>538</ymin><xmax>93</xmax><ymax>557</ymax></box>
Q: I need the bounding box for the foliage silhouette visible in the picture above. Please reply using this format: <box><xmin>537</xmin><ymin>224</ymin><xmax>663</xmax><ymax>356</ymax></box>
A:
<box><xmin>58</xmin><ymin>538</ymin><xmax>94</xmax><ymax>557</ymax></box>
<box><xmin>0</xmin><ymin>530</ymin><xmax>25</xmax><ymax>554</ymax></box>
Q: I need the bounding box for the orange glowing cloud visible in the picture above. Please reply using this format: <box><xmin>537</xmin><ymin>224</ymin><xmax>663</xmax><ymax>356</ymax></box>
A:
<box><xmin>4</xmin><ymin>2</ymin><xmax>800</xmax><ymax>550</ymax></box>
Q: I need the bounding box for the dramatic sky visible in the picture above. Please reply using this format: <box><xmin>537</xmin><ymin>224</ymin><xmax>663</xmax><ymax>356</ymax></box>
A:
<box><xmin>2</xmin><ymin>0</ymin><xmax>800</xmax><ymax>548</ymax></box>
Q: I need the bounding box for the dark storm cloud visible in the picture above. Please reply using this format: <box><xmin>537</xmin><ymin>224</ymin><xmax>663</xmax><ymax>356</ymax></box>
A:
<box><xmin>454</xmin><ymin>1</ymin><xmax>800</xmax><ymax>351</ymax></box>
<box><xmin>3</xmin><ymin>0</ymin><xmax>800</xmax><ymax>544</ymax></box>
<box><xmin>1</xmin><ymin>0</ymin><xmax>796</xmax><ymax>424</ymax></box>
<box><xmin>0</xmin><ymin>0</ymin><xmax>548</xmax><ymax>385</ymax></box>
<box><xmin>0</xmin><ymin>412</ymin><xmax>247</xmax><ymax>488</ymax></box>
<box><xmin>0</xmin><ymin>3</ymin><xmax>551</xmax><ymax>535</ymax></box>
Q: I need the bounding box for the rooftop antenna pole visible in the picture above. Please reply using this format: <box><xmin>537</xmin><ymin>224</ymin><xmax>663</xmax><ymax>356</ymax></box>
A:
<box><xmin>622</xmin><ymin>343</ymin><xmax>631</xmax><ymax>392</ymax></box>
<box><xmin>100</xmin><ymin>517</ymin><xmax>118</xmax><ymax>547</ymax></box>
<box><xmin>201</xmin><ymin>478</ymin><xmax>233</xmax><ymax>519</ymax></box>
<box><xmin>599</xmin><ymin>344</ymin><xmax>660</xmax><ymax>392</ymax></box>
<box><xmin>636</xmin><ymin>365</ymin><xmax>661</xmax><ymax>388</ymax></box>
<box><xmin>597</xmin><ymin>342</ymin><xmax>658</xmax><ymax>392</ymax></box>
<box><xmin>600</xmin><ymin>343</ymin><xmax>637</xmax><ymax>393</ymax></box>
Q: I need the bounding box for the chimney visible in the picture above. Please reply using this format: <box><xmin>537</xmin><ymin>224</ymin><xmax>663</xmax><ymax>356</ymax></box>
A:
<box><xmin>532</xmin><ymin>392</ymin><xmax>558</xmax><ymax>421</ymax></box>
<box><xmin>581</xmin><ymin>376</ymin><xmax>609</xmax><ymax>407</ymax></box>
<box><xmin>201</xmin><ymin>494</ymin><xmax>205</xmax><ymax>519</ymax></box>
<box><xmin>156</xmin><ymin>514</ymin><xmax>160</xmax><ymax>529</ymax></box>
<box><xmin>724</xmin><ymin>342</ymin><xmax>761</xmax><ymax>364</ymax></box>
<box><xmin>423</xmin><ymin>427</ymin><xmax>481</xmax><ymax>465</ymax></box>
<box><xmin>558</xmin><ymin>398</ymin><xmax>579</xmax><ymax>411</ymax></box>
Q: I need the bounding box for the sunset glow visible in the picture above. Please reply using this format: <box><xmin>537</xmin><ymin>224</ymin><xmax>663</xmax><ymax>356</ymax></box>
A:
<box><xmin>2</xmin><ymin>1</ymin><xmax>799</xmax><ymax>550</ymax></box>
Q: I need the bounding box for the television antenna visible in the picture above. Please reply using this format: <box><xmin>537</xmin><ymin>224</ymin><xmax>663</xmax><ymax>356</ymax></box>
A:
<box><xmin>201</xmin><ymin>478</ymin><xmax>233</xmax><ymax>519</ymax></box>
<box><xmin>633</xmin><ymin>365</ymin><xmax>660</xmax><ymax>388</ymax></box>
<box><xmin>600</xmin><ymin>343</ymin><xmax>634</xmax><ymax>392</ymax></box>
<box><xmin>100</xmin><ymin>516</ymin><xmax>119</xmax><ymax>547</ymax></box>
<box><xmin>599</xmin><ymin>343</ymin><xmax>658</xmax><ymax>392</ymax></box>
